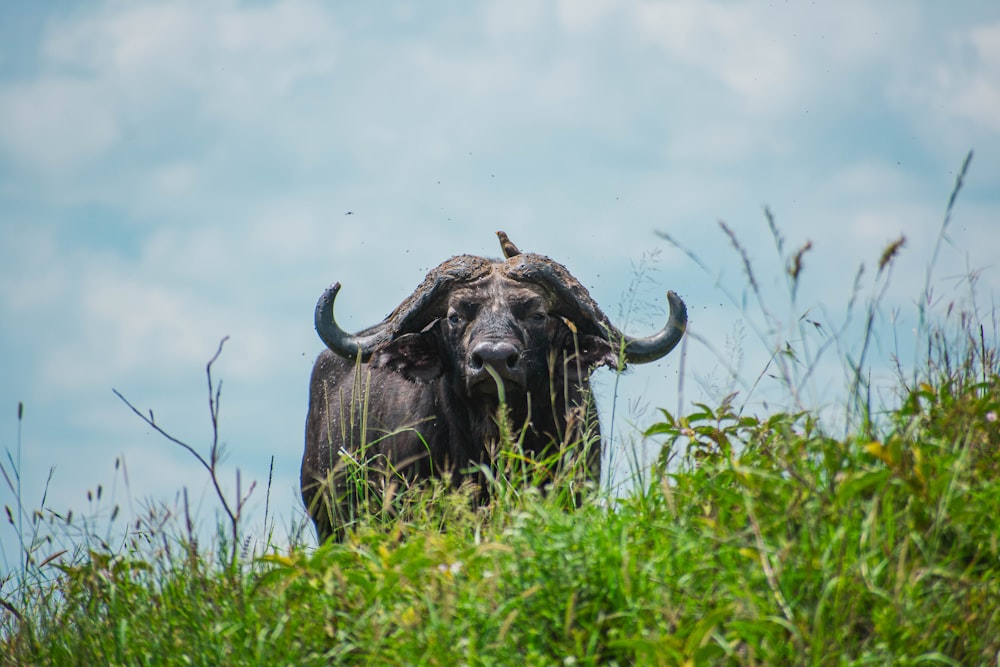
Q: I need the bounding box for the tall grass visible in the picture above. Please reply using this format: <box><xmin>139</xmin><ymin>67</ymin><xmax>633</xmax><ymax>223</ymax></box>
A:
<box><xmin>3</xmin><ymin>152</ymin><xmax>998</xmax><ymax>665</ymax></box>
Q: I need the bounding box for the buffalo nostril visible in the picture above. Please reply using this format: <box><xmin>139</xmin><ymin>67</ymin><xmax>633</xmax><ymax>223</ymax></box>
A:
<box><xmin>470</xmin><ymin>341</ymin><xmax>520</xmax><ymax>373</ymax></box>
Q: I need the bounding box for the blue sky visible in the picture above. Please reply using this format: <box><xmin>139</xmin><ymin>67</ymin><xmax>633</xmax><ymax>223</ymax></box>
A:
<box><xmin>2</xmin><ymin>1</ymin><xmax>999</xmax><ymax>558</ymax></box>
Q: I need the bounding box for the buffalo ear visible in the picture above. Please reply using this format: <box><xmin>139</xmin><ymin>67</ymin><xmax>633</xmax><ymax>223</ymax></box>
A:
<box><xmin>561</xmin><ymin>333</ymin><xmax>618</xmax><ymax>373</ymax></box>
<box><xmin>575</xmin><ymin>334</ymin><xmax>618</xmax><ymax>370</ymax></box>
<box><xmin>372</xmin><ymin>332</ymin><xmax>445</xmax><ymax>382</ymax></box>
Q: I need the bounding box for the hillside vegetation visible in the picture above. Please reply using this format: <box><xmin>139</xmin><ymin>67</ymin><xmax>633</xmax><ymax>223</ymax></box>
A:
<box><xmin>3</xmin><ymin>351</ymin><xmax>999</xmax><ymax>665</ymax></box>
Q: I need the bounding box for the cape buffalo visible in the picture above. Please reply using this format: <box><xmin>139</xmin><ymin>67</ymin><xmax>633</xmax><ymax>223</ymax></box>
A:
<box><xmin>302</xmin><ymin>232</ymin><xmax>687</xmax><ymax>541</ymax></box>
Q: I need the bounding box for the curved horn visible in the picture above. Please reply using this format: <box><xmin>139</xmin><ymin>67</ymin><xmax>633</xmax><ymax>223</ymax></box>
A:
<box><xmin>314</xmin><ymin>283</ymin><xmax>388</xmax><ymax>361</ymax></box>
<box><xmin>622</xmin><ymin>290</ymin><xmax>687</xmax><ymax>364</ymax></box>
<box><xmin>316</xmin><ymin>255</ymin><xmax>496</xmax><ymax>361</ymax></box>
<box><xmin>504</xmin><ymin>253</ymin><xmax>687</xmax><ymax>365</ymax></box>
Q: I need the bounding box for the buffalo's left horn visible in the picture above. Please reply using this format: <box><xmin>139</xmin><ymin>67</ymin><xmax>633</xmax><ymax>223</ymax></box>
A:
<box><xmin>315</xmin><ymin>283</ymin><xmax>387</xmax><ymax>361</ymax></box>
<box><xmin>622</xmin><ymin>291</ymin><xmax>687</xmax><ymax>364</ymax></box>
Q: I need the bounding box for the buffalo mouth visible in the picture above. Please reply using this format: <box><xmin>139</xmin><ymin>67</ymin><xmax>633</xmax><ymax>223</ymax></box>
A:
<box><xmin>468</xmin><ymin>370</ymin><xmax>525</xmax><ymax>398</ymax></box>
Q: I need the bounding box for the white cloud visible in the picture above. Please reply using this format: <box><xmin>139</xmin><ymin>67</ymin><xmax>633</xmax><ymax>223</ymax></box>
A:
<box><xmin>0</xmin><ymin>0</ymin><xmax>342</xmax><ymax>177</ymax></box>
<box><xmin>2</xmin><ymin>220</ymin><xmax>307</xmax><ymax>401</ymax></box>
<box><xmin>661</xmin><ymin>120</ymin><xmax>776</xmax><ymax>164</ymax></box>
<box><xmin>0</xmin><ymin>78</ymin><xmax>117</xmax><ymax>171</ymax></box>
<box><xmin>148</xmin><ymin>161</ymin><xmax>200</xmax><ymax>198</ymax></box>
<box><xmin>888</xmin><ymin>18</ymin><xmax>1000</xmax><ymax>160</ymax></box>
<box><xmin>947</xmin><ymin>23</ymin><xmax>1000</xmax><ymax>132</ymax></box>
<box><xmin>827</xmin><ymin>161</ymin><xmax>918</xmax><ymax>202</ymax></box>
<box><xmin>0</xmin><ymin>226</ymin><xmax>68</xmax><ymax>312</ymax></box>
<box><xmin>43</xmin><ymin>4</ymin><xmax>198</xmax><ymax>76</ymax></box>
<box><xmin>555</xmin><ymin>0</ymin><xmax>617</xmax><ymax>33</ymax></box>
<box><xmin>485</xmin><ymin>0</ymin><xmax>549</xmax><ymax>37</ymax></box>
<box><xmin>629</xmin><ymin>2</ymin><xmax>801</xmax><ymax>111</ymax></box>
<box><xmin>41</xmin><ymin>0</ymin><xmax>339</xmax><ymax>100</ymax></box>
<box><xmin>37</xmin><ymin>263</ymin><xmax>222</xmax><ymax>392</ymax></box>
<box><xmin>626</xmin><ymin>1</ymin><xmax>917</xmax><ymax>118</ymax></box>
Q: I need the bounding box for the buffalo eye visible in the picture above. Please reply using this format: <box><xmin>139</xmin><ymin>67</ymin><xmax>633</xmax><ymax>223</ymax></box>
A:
<box><xmin>512</xmin><ymin>299</ymin><xmax>548</xmax><ymax>324</ymax></box>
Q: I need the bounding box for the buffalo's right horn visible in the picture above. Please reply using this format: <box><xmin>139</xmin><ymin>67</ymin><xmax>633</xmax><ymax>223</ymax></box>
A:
<box><xmin>622</xmin><ymin>290</ymin><xmax>687</xmax><ymax>364</ymax></box>
<box><xmin>315</xmin><ymin>283</ymin><xmax>388</xmax><ymax>361</ymax></box>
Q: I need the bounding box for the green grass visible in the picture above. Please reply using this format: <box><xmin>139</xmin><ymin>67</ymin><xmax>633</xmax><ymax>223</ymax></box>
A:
<box><xmin>4</xmin><ymin>362</ymin><xmax>999</xmax><ymax>664</ymax></box>
<box><xmin>4</xmin><ymin>153</ymin><xmax>998</xmax><ymax>665</ymax></box>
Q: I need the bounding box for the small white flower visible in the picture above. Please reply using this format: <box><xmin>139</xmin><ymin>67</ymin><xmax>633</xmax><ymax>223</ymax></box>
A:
<box><xmin>987</xmin><ymin>411</ymin><xmax>997</xmax><ymax>423</ymax></box>
<box><xmin>437</xmin><ymin>561</ymin><xmax>463</xmax><ymax>577</ymax></box>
